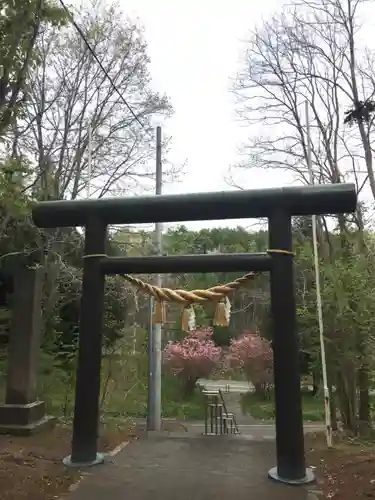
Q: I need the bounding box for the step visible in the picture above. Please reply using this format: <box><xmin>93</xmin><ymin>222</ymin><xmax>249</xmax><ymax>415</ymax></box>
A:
<box><xmin>222</xmin><ymin>413</ymin><xmax>234</xmax><ymax>420</ymax></box>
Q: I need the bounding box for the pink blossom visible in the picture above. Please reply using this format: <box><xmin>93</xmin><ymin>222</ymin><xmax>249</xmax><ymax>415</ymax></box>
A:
<box><xmin>227</xmin><ymin>332</ymin><xmax>273</xmax><ymax>385</ymax></box>
<box><xmin>163</xmin><ymin>327</ymin><xmax>222</xmax><ymax>381</ymax></box>
<box><xmin>187</xmin><ymin>327</ymin><xmax>214</xmax><ymax>341</ymax></box>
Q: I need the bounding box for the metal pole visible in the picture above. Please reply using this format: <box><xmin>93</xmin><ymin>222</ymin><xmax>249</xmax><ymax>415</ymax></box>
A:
<box><xmin>147</xmin><ymin>126</ymin><xmax>163</xmax><ymax>431</ymax></box>
<box><xmin>305</xmin><ymin>101</ymin><xmax>332</xmax><ymax>448</ymax></box>
<box><xmin>147</xmin><ymin>296</ymin><xmax>154</xmax><ymax>428</ymax></box>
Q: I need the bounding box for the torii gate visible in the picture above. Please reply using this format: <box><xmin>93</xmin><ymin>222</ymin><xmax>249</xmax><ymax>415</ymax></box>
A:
<box><xmin>32</xmin><ymin>182</ymin><xmax>356</xmax><ymax>485</ymax></box>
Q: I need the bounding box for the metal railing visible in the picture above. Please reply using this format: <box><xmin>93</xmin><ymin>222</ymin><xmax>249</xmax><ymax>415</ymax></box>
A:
<box><xmin>201</xmin><ymin>387</ymin><xmax>240</xmax><ymax>436</ymax></box>
<box><xmin>218</xmin><ymin>389</ymin><xmax>240</xmax><ymax>435</ymax></box>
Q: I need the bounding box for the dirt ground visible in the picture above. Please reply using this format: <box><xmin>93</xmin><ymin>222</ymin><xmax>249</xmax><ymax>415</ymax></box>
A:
<box><xmin>306</xmin><ymin>432</ymin><xmax>375</xmax><ymax>499</ymax></box>
<box><xmin>0</xmin><ymin>424</ymin><xmax>374</xmax><ymax>500</ymax></box>
<box><xmin>0</xmin><ymin>421</ymin><xmax>136</xmax><ymax>500</ymax></box>
<box><xmin>0</xmin><ymin>420</ymin><xmax>188</xmax><ymax>500</ymax></box>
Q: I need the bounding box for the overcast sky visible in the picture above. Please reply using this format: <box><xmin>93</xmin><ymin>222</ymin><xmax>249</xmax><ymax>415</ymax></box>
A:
<box><xmin>71</xmin><ymin>0</ymin><xmax>375</xmax><ymax>231</ymax></box>
<box><xmin>118</xmin><ymin>0</ymin><xmax>288</xmax><ymax>230</ymax></box>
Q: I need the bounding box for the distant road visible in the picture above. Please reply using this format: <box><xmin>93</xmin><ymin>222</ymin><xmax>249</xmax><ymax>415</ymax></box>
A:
<box><xmin>197</xmin><ymin>379</ymin><xmax>253</xmax><ymax>393</ymax></box>
<box><xmin>197</xmin><ymin>379</ymin><xmax>316</xmax><ymax>393</ymax></box>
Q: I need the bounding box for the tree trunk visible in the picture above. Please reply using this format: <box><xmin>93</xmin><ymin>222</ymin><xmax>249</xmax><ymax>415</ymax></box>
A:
<box><xmin>358</xmin><ymin>365</ymin><xmax>371</xmax><ymax>434</ymax></box>
<box><xmin>184</xmin><ymin>377</ymin><xmax>198</xmax><ymax>399</ymax></box>
<box><xmin>254</xmin><ymin>382</ymin><xmax>269</xmax><ymax>399</ymax></box>
<box><xmin>312</xmin><ymin>369</ymin><xmax>320</xmax><ymax>396</ymax></box>
<box><xmin>336</xmin><ymin>367</ymin><xmax>357</xmax><ymax>434</ymax></box>
<box><xmin>327</xmin><ymin>370</ymin><xmax>338</xmax><ymax>432</ymax></box>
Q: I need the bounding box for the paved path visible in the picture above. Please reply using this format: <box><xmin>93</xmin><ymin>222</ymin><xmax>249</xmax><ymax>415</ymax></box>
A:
<box><xmin>68</xmin><ymin>380</ymin><xmax>323</xmax><ymax>500</ymax></box>
<box><xmin>69</xmin><ymin>434</ymin><xmax>321</xmax><ymax>500</ymax></box>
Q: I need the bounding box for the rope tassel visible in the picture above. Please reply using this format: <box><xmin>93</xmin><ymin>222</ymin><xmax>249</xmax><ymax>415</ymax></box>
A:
<box><xmin>181</xmin><ymin>305</ymin><xmax>195</xmax><ymax>331</ymax></box>
<box><xmin>213</xmin><ymin>296</ymin><xmax>231</xmax><ymax>327</ymax></box>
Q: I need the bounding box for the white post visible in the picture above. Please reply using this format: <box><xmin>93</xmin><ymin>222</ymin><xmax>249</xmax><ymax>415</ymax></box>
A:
<box><xmin>147</xmin><ymin>126</ymin><xmax>163</xmax><ymax>431</ymax></box>
<box><xmin>87</xmin><ymin>123</ymin><xmax>92</xmax><ymax>199</ymax></box>
<box><xmin>305</xmin><ymin>101</ymin><xmax>333</xmax><ymax>448</ymax></box>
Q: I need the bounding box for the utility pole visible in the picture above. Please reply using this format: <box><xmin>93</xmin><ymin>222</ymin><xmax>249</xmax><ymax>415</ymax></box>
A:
<box><xmin>305</xmin><ymin>101</ymin><xmax>332</xmax><ymax>448</ymax></box>
<box><xmin>147</xmin><ymin>126</ymin><xmax>163</xmax><ymax>431</ymax></box>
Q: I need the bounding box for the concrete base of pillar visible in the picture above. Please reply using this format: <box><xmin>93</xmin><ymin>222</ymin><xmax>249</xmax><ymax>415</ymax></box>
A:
<box><xmin>0</xmin><ymin>415</ymin><xmax>56</xmax><ymax>436</ymax></box>
<box><xmin>0</xmin><ymin>401</ymin><xmax>56</xmax><ymax>436</ymax></box>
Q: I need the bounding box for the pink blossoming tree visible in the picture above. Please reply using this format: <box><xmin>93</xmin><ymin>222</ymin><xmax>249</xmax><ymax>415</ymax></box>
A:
<box><xmin>163</xmin><ymin>327</ymin><xmax>222</xmax><ymax>397</ymax></box>
<box><xmin>228</xmin><ymin>332</ymin><xmax>273</xmax><ymax>397</ymax></box>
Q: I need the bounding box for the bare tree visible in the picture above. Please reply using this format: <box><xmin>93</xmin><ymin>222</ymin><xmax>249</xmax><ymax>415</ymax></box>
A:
<box><xmin>0</xmin><ymin>0</ymin><xmax>67</xmax><ymax>139</ymax></box>
<box><xmin>234</xmin><ymin>0</ymin><xmax>374</xmax><ymax>204</ymax></box>
<box><xmin>15</xmin><ymin>0</ymin><xmax>172</xmax><ymax>200</ymax></box>
<box><xmin>233</xmin><ymin>0</ymin><xmax>375</xmax><ymax>432</ymax></box>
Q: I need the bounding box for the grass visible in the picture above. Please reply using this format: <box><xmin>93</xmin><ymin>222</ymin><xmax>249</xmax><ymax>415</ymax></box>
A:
<box><xmin>240</xmin><ymin>388</ymin><xmax>325</xmax><ymax>421</ymax></box>
<box><xmin>99</xmin><ymin>374</ymin><xmax>206</xmax><ymax>421</ymax></box>
<box><xmin>35</xmin><ymin>351</ymin><xmax>206</xmax><ymax>423</ymax></box>
<box><xmin>162</xmin><ymin>376</ymin><xmax>206</xmax><ymax>420</ymax></box>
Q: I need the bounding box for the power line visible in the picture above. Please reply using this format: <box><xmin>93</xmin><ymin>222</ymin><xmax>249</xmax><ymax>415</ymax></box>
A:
<box><xmin>57</xmin><ymin>0</ymin><xmax>148</xmax><ymax>132</ymax></box>
<box><xmin>57</xmin><ymin>1</ymin><xmax>182</xmax><ymax>179</ymax></box>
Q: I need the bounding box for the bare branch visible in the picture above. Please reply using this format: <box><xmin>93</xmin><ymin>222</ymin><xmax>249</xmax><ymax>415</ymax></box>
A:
<box><xmin>16</xmin><ymin>1</ymin><xmax>173</xmax><ymax>200</ymax></box>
